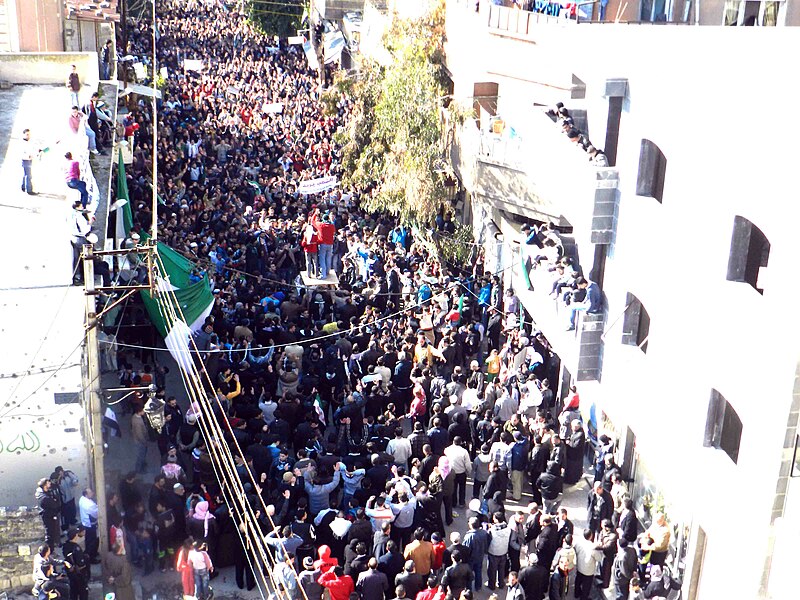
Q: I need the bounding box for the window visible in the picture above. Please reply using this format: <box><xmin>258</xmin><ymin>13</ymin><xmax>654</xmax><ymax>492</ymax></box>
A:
<box><xmin>726</xmin><ymin>215</ymin><xmax>770</xmax><ymax>295</ymax></box>
<box><xmin>635</xmin><ymin>139</ymin><xmax>667</xmax><ymax>203</ymax></box>
<box><xmin>723</xmin><ymin>0</ymin><xmax>784</xmax><ymax>25</ymax></box>
<box><xmin>621</xmin><ymin>293</ymin><xmax>650</xmax><ymax>353</ymax></box>
<box><xmin>704</xmin><ymin>389</ymin><xmax>743</xmax><ymax>464</ymax></box>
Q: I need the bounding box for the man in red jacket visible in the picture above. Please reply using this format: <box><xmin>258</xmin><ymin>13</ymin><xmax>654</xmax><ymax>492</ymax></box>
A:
<box><xmin>318</xmin><ymin>565</ymin><xmax>355</xmax><ymax>600</ymax></box>
<box><xmin>311</xmin><ymin>207</ymin><xmax>336</xmax><ymax>279</ymax></box>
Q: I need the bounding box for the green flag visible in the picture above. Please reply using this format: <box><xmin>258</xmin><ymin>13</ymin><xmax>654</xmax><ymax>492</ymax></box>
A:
<box><xmin>117</xmin><ymin>149</ymin><xmax>134</xmax><ymax>237</ymax></box>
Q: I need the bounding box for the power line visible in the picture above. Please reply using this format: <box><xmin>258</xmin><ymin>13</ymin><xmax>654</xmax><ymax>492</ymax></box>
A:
<box><xmin>2</xmin><ymin>261</ymin><xmax>82</xmax><ymax>406</ymax></box>
<box><xmin>151</xmin><ymin>251</ymin><xmax>309</xmax><ymax>599</ymax></box>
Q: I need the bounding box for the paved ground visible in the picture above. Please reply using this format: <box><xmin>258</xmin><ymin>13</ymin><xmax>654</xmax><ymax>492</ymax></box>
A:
<box><xmin>100</xmin><ymin>347</ymin><xmax>606</xmax><ymax>600</ymax></box>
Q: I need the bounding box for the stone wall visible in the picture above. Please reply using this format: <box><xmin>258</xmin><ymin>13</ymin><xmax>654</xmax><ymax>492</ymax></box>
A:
<box><xmin>0</xmin><ymin>507</ymin><xmax>44</xmax><ymax>592</ymax></box>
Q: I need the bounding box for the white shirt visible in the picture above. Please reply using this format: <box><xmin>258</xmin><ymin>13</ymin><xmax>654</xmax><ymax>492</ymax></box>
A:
<box><xmin>444</xmin><ymin>444</ymin><xmax>471</xmax><ymax>475</ymax></box>
<box><xmin>21</xmin><ymin>138</ymin><xmax>36</xmax><ymax>161</ymax></box>
<box><xmin>69</xmin><ymin>209</ymin><xmax>91</xmax><ymax>241</ymax></box>
<box><xmin>573</xmin><ymin>536</ymin><xmax>602</xmax><ymax>576</ymax></box>
<box><xmin>78</xmin><ymin>495</ymin><xmax>98</xmax><ymax>528</ymax></box>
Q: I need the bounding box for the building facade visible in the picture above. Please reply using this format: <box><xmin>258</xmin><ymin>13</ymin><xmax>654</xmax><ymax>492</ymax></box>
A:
<box><xmin>445</xmin><ymin>2</ymin><xmax>800</xmax><ymax>598</ymax></box>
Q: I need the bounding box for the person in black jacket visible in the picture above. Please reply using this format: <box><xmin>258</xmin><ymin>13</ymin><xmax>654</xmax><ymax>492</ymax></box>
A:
<box><xmin>617</xmin><ymin>498</ymin><xmax>639</xmax><ymax>546</ymax></box>
<box><xmin>482</xmin><ymin>461</ymin><xmax>508</xmax><ymax>502</ymax></box>
<box><xmin>564</xmin><ymin>420</ymin><xmax>586</xmax><ymax>484</ymax></box>
<box><xmin>587</xmin><ymin>481</ymin><xmax>614</xmax><ymax>538</ymax></box>
<box><xmin>528</xmin><ymin>435</ymin><xmax>549</xmax><ymax>505</ymax></box>
<box><xmin>535</xmin><ymin>515</ymin><xmax>559</xmax><ymax>569</ymax></box>
<box><xmin>63</xmin><ymin>527</ymin><xmax>89</xmax><ymax>600</ymax></box>
<box><xmin>535</xmin><ymin>461</ymin><xmax>563</xmax><ymax>515</ymax></box>
<box><xmin>36</xmin><ymin>478</ymin><xmax>62</xmax><ymax>549</ymax></box>
<box><xmin>441</xmin><ymin>549</ymin><xmax>474</xmax><ymax>599</ymax></box>
<box><xmin>518</xmin><ymin>554</ymin><xmax>549</xmax><ymax>600</ymax></box>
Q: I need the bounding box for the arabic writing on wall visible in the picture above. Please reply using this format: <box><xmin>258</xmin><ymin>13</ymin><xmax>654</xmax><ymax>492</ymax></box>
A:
<box><xmin>0</xmin><ymin>430</ymin><xmax>41</xmax><ymax>454</ymax></box>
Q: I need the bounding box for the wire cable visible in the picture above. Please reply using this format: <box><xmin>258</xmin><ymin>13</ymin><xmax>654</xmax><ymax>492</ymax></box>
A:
<box><xmin>150</xmin><ymin>253</ymin><xmax>289</xmax><ymax>591</ymax></box>
<box><xmin>2</xmin><ymin>261</ymin><xmax>82</xmax><ymax>406</ymax></box>
<box><xmin>152</xmin><ymin>250</ymin><xmax>311</xmax><ymax>600</ymax></box>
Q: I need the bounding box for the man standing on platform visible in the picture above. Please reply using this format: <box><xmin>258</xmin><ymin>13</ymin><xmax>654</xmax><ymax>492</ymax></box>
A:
<box><xmin>311</xmin><ymin>207</ymin><xmax>336</xmax><ymax>280</ymax></box>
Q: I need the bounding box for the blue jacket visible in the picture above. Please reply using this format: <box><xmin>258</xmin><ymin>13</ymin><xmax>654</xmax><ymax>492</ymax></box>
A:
<box><xmin>585</xmin><ymin>282</ymin><xmax>602</xmax><ymax>313</ymax></box>
<box><xmin>511</xmin><ymin>439</ymin><xmax>529</xmax><ymax>471</ymax></box>
<box><xmin>304</xmin><ymin>470</ymin><xmax>342</xmax><ymax>515</ymax></box>
<box><xmin>463</xmin><ymin>528</ymin><xmax>491</xmax><ymax>563</ymax></box>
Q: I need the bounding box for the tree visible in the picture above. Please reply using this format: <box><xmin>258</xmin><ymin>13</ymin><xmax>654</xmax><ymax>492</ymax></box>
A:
<box><xmin>325</xmin><ymin>1</ymin><xmax>452</xmax><ymax>224</ymax></box>
<box><xmin>248</xmin><ymin>0</ymin><xmax>304</xmax><ymax>38</ymax></box>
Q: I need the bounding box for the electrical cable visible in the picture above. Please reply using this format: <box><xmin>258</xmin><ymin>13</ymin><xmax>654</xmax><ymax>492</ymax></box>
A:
<box><xmin>2</xmin><ymin>261</ymin><xmax>82</xmax><ymax>406</ymax></box>
<box><xmin>149</xmin><ymin>254</ymin><xmax>286</xmax><ymax>586</ymax></box>
<box><xmin>110</xmin><ymin>285</ymin><xmax>446</xmax><ymax>355</ymax></box>
<box><xmin>152</xmin><ymin>250</ymin><xmax>313</xmax><ymax>600</ymax></box>
<box><xmin>147</xmin><ymin>273</ymin><xmax>275</xmax><ymax>598</ymax></box>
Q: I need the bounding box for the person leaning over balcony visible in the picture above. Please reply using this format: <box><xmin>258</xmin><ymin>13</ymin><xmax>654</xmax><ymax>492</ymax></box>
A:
<box><xmin>566</xmin><ymin>277</ymin><xmax>602</xmax><ymax>331</ymax></box>
<box><xmin>586</xmin><ymin>146</ymin><xmax>609</xmax><ymax>167</ymax></box>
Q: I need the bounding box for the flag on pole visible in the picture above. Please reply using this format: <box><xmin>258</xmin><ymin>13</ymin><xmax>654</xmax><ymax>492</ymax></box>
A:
<box><xmin>103</xmin><ymin>407</ymin><xmax>122</xmax><ymax>438</ymax></box>
<box><xmin>140</xmin><ymin>243</ymin><xmax>215</xmax><ymax>337</ymax></box>
<box><xmin>116</xmin><ymin>149</ymin><xmax>134</xmax><ymax>241</ymax></box>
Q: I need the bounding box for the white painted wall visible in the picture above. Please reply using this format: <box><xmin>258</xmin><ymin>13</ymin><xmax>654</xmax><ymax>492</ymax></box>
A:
<box><xmin>445</xmin><ymin>7</ymin><xmax>800</xmax><ymax>598</ymax></box>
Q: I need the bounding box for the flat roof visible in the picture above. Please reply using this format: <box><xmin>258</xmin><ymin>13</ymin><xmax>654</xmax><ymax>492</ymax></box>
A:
<box><xmin>0</xmin><ymin>84</ymin><xmax>90</xmax><ymax>506</ymax></box>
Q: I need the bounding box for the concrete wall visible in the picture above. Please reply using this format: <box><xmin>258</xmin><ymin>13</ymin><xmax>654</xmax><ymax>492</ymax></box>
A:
<box><xmin>0</xmin><ymin>51</ymin><xmax>98</xmax><ymax>87</ymax></box>
<box><xmin>15</xmin><ymin>0</ymin><xmax>63</xmax><ymax>51</ymax></box>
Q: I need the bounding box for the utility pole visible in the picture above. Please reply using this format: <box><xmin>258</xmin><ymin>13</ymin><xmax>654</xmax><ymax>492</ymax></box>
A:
<box><xmin>82</xmin><ymin>246</ymin><xmax>109</xmax><ymax>559</ymax></box>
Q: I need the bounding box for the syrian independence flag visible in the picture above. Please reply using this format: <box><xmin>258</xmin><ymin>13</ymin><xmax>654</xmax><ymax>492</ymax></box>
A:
<box><xmin>314</xmin><ymin>395</ymin><xmax>326</xmax><ymax>426</ymax></box>
<box><xmin>139</xmin><ymin>242</ymin><xmax>215</xmax><ymax>368</ymax></box>
<box><xmin>103</xmin><ymin>407</ymin><xmax>122</xmax><ymax>438</ymax></box>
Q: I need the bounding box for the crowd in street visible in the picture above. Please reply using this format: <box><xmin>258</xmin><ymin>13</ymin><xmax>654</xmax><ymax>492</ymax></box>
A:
<box><xmin>30</xmin><ymin>1</ymin><xmax>677</xmax><ymax>600</ymax></box>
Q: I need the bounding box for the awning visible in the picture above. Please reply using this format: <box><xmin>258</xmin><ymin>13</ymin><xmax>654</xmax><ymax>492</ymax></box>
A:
<box><xmin>119</xmin><ymin>83</ymin><xmax>162</xmax><ymax>99</ymax></box>
<box><xmin>473</xmin><ymin>160</ymin><xmax>571</xmax><ymax>227</ymax></box>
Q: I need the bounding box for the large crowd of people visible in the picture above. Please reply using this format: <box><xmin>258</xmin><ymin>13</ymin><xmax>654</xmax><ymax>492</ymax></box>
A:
<box><xmin>29</xmin><ymin>2</ymin><xmax>677</xmax><ymax>600</ymax></box>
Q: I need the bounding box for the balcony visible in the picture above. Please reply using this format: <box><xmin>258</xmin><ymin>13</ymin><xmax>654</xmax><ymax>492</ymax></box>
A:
<box><xmin>515</xmin><ymin>254</ymin><xmax>606</xmax><ymax>381</ymax></box>
<box><xmin>451</xmin><ymin>110</ymin><xmax>619</xmax><ymax>240</ymax></box>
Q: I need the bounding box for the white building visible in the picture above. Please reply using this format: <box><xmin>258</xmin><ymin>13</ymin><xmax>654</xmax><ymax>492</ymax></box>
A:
<box><xmin>444</xmin><ymin>3</ymin><xmax>800</xmax><ymax>598</ymax></box>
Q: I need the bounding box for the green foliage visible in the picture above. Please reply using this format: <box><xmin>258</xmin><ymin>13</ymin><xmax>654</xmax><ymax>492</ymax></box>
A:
<box><xmin>326</xmin><ymin>1</ymin><xmax>450</xmax><ymax>224</ymax></box>
<box><xmin>248</xmin><ymin>0</ymin><xmax>303</xmax><ymax>38</ymax></box>
<box><xmin>434</xmin><ymin>222</ymin><xmax>475</xmax><ymax>268</ymax></box>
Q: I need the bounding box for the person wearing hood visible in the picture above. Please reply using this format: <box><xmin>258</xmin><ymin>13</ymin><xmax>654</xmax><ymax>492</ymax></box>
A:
<box><xmin>310</xmin><ymin>542</ymin><xmax>338</xmax><ymax>573</ymax></box>
<box><xmin>187</xmin><ymin>500</ymin><xmax>217</xmax><ymax>562</ymax></box>
<box><xmin>536</xmin><ymin>461</ymin><xmax>564</xmax><ymax>515</ymax></box>
<box><xmin>486</xmin><ymin>491</ymin><xmax>506</xmax><ymax>521</ymax></box>
<box><xmin>487</xmin><ymin>511</ymin><xmax>512</xmax><ymax>590</ymax></box>
<box><xmin>298</xmin><ymin>555</ymin><xmax>324</xmax><ymax>600</ymax></box>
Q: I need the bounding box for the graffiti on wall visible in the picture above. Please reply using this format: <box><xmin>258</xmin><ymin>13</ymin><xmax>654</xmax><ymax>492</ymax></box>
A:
<box><xmin>0</xmin><ymin>430</ymin><xmax>41</xmax><ymax>455</ymax></box>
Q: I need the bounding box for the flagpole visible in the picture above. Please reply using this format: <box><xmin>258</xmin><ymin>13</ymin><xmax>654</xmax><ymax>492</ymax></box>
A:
<box><xmin>151</xmin><ymin>0</ymin><xmax>158</xmax><ymax>243</ymax></box>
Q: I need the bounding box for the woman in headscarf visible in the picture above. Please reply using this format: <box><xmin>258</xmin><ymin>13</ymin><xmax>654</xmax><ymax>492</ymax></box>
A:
<box><xmin>429</xmin><ymin>456</ymin><xmax>456</xmax><ymax>527</ymax></box>
<box><xmin>187</xmin><ymin>500</ymin><xmax>218</xmax><ymax>566</ymax></box>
